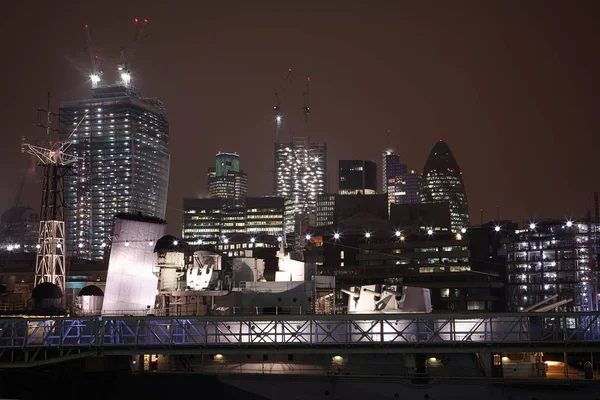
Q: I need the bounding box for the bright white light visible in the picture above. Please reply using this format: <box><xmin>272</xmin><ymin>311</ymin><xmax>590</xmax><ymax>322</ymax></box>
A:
<box><xmin>223</xmin><ymin>238</ymin><xmax>229</xmax><ymax>244</ymax></box>
<box><xmin>78</xmin><ymin>243</ymin><xmax>84</xmax><ymax>248</ymax></box>
<box><xmin>333</xmin><ymin>233</ymin><xmax>340</xmax><ymax>240</ymax></box>
<box><xmin>197</xmin><ymin>239</ymin><xmax>203</xmax><ymax>245</ymax></box>
<box><xmin>14</xmin><ymin>244</ymin><xmax>20</xmax><ymax>249</ymax></box>
<box><xmin>456</xmin><ymin>233</ymin><xmax>462</xmax><ymax>240</ymax></box>
<box><xmin>395</xmin><ymin>231</ymin><xmax>402</xmax><ymax>237</ymax></box>
<box><xmin>305</xmin><ymin>234</ymin><xmax>311</xmax><ymax>240</ymax></box>
<box><xmin>460</xmin><ymin>228</ymin><xmax>467</xmax><ymax>234</ymax></box>
<box><xmin>35</xmin><ymin>244</ymin><xmax>41</xmax><ymax>249</ymax></box>
<box><xmin>101</xmin><ymin>242</ymin><xmax>107</xmax><ymax>248</ymax></box>
<box><xmin>124</xmin><ymin>241</ymin><xmax>130</xmax><ymax>247</ymax></box>
<box><xmin>566</xmin><ymin>220</ymin><xmax>573</xmax><ymax>227</ymax></box>
<box><xmin>365</xmin><ymin>232</ymin><xmax>371</xmax><ymax>239</ymax></box>
<box><xmin>250</xmin><ymin>237</ymin><xmax>256</xmax><ymax>243</ymax></box>
<box><xmin>90</xmin><ymin>74</ymin><xmax>100</xmax><ymax>83</ymax></box>
<box><xmin>57</xmin><ymin>243</ymin><xmax>62</xmax><ymax>249</ymax></box>
<box><xmin>494</xmin><ymin>225</ymin><xmax>501</xmax><ymax>232</ymax></box>
<box><xmin>6</xmin><ymin>245</ymin><xmax>13</xmax><ymax>251</ymax></box>
<box><xmin>148</xmin><ymin>241</ymin><xmax>154</xmax><ymax>246</ymax></box>
<box><xmin>276</xmin><ymin>115</ymin><xmax>282</xmax><ymax>122</ymax></box>
<box><xmin>173</xmin><ymin>240</ymin><xmax>179</xmax><ymax>246</ymax></box>
<box><xmin>277</xmin><ymin>236</ymin><xmax>283</xmax><ymax>242</ymax></box>
<box><xmin>427</xmin><ymin>229</ymin><xmax>433</xmax><ymax>235</ymax></box>
<box><xmin>121</xmin><ymin>72</ymin><xmax>131</xmax><ymax>83</ymax></box>
<box><xmin>529</xmin><ymin>223</ymin><xmax>536</xmax><ymax>230</ymax></box>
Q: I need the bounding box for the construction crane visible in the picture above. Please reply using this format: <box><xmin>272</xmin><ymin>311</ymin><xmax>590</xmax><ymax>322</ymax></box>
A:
<box><xmin>302</xmin><ymin>76</ymin><xmax>311</xmax><ymax>123</ymax></box>
<box><xmin>21</xmin><ymin>93</ymin><xmax>85</xmax><ymax>294</ymax></box>
<box><xmin>274</xmin><ymin>68</ymin><xmax>292</xmax><ymax>142</ymax></box>
<box><xmin>84</xmin><ymin>24</ymin><xmax>102</xmax><ymax>88</ymax></box>
<box><xmin>117</xmin><ymin>18</ymin><xmax>148</xmax><ymax>87</ymax></box>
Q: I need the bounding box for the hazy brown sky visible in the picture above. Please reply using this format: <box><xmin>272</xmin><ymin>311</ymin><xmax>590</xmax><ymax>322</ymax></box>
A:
<box><xmin>1</xmin><ymin>0</ymin><xmax>599</xmax><ymax>235</ymax></box>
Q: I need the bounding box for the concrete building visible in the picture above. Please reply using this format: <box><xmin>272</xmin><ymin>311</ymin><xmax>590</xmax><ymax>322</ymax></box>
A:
<box><xmin>419</xmin><ymin>140</ymin><xmax>469</xmax><ymax>233</ymax></box>
<box><xmin>338</xmin><ymin>160</ymin><xmax>377</xmax><ymax>195</ymax></box>
<box><xmin>316</xmin><ymin>194</ymin><xmax>388</xmax><ymax>227</ymax></box>
<box><xmin>207</xmin><ymin>152</ymin><xmax>248</xmax><ymax>207</ymax></box>
<box><xmin>59</xmin><ymin>85</ymin><xmax>170</xmax><ymax>260</ymax></box>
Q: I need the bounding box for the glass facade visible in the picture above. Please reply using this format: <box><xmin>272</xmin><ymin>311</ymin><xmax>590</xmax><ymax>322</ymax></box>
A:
<box><xmin>274</xmin><ymin>137</ymin><xmax>327</xmax><ymax>216</ymax></box>
<box><xmin>381</xmin><ymin>151</ymin><xmax>419</xmax><ymax>213</ymax></box>
<box><xmin>59</xmin><ymin>85</ymin><xmax>170</xmax><ymax>260</ymax></box>
<box><xmin>338</xmin><ymin>160</ymin><xmax>377</xmax><ymax>195</ymax></box>
<box><xmin>419</xmin><ymin>140</ymin><xmax>469</xmax><ymax>233</ymax></box>
<box><xmin>182</xmin><ymin>197</ymin><xmax>293</xmax><ymax>245</ymax></box>
<box><xmin>207</xmin><ymin>152</ymin><xmax>248</xmax><ymax>207</ymax></box>
<box><xmin>316</xmin><ymin>194</ymin><xmax>336</xmax><ymax>227</ymax></box>
<box><xmin>506</xmin><ymin>220</ymin><xmax>599</xmax><ymax>312</ymax></box>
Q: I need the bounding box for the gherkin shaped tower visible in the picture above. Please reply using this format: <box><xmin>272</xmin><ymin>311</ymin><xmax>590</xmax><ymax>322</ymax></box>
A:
<box><xmin>419</xmin><ymin>140</ymin><xmax>469</xmax><ymax>232</ymax></box>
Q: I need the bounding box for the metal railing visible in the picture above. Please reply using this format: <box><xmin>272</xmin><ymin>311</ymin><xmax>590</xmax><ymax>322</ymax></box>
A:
<box><xmin>0</xmin><ymin>311</ymin><xmax>598</xmax><ymax>351</ymax></box>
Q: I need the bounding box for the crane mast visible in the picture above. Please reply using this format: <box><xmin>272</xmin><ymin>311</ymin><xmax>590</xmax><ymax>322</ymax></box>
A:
<box><xmin>303</xmin><ymin>76</ymin><xmax>311</xmax><ymax>123</ymax></box>
<box><xmin>84</xmin><ymin>24</ymin><xmax>102</xmax><ymax>88</ymax></box>
<box><xmin>118</xmin><ymin>18</ymin><xmax>148</xmax><ymax>87</ymax></box>
<box><xmin>274</xmin><ymin>68</ymin><xmax>292</xmax><ymax>143</ymax></box>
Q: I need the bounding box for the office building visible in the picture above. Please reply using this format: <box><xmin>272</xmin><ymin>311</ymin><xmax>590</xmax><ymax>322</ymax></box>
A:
<box><xmin>0</xmin><ymin>206</ymin><xmax>39</xmax><ymax>253</ymax></box>
<box><xmin>339</xmin><ymin>160</ymin><xmax>377</xmax><ymax>195</ymax></box>
<box><xmin>274</xmin><ymin>137</ymin><xmax>327</xmax><ymax>216</ymax></box>
<box><xmin>59</xmin><ymin>85</ymin><xmax>170</xmax><ymax>260</ymax></box>
<box><xmin>419</xmin><ymin>140</ymin><xmax>469</xmax><ymax>233</ymax></box>
<box><xmin>182</xmin><ymin>197</ymin><xmax>293</xmax><ymax>245</ymax></box>
<box><xmin>381</xmin><ymin>151</ymin><xmax>419</xmax><ymax>212</ymax></box>
<box><xmin>316</xmin><ymin>194</ymin><xmax>388</xmax><ymax>227</ymax></box>
<box><xmin>207</xmin><ymin>152</ymin><xmax>248</xmax><ymax>207</ymax></box>
<box><xmin>506</xmin><ymin>220</ymin><xmax>598</xmax><ymax>312</ymax></box>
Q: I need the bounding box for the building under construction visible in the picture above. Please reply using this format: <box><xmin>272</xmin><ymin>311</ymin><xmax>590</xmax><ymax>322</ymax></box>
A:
<box><xmin>58</xmin><ymin>19</ymin><xmax>170</xmax><ymax>260</ymax></box>
<box><xmin>506</xmin><ymin>219</ymin><xmax>599</xmax><ymax>312</ymax></box>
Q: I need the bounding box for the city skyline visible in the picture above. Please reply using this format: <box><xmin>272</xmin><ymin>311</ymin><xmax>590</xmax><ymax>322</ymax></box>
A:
<box><xmin>1</xmin><ymin>1</ymin><xmax>599</xmax><ymax>235</ymax></box>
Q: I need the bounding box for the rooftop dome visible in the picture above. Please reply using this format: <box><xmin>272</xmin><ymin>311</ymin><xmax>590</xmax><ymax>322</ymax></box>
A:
<box><xmin>78</xmin><ymin>285</ymin><xmax>104</xmax><ymax>297</ymax></box>
<box><xmin>32</xmin><ymin>282</ymin><xmax>62</xmax><ymax>300</ymax></box>
<box><xmin>154</xmin><ymin>235</ymin><xmax>186</xmax><ymax>252</ymax></box>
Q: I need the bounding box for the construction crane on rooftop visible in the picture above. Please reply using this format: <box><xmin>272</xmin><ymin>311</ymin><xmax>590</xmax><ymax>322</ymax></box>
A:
<box><xmin>118</xmin><ymin>18</ymin><xmax>148</xmax><ymax>87</ymax></box>
<box><xmin>274</xmin><ymin>68</ymin><xmax>293</xmax><ymax>143</ymax></box>
<box><xmin>84</xmin><ymin>24</ymin><xmax>102</xmax><ymax>89</ymax></box>
<box><xmin>303</xmin><ymin>76</ymin><xmax>311</xmax><ymax>124</ymax></box>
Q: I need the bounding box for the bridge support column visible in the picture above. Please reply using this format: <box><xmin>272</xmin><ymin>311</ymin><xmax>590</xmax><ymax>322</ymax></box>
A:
<box><xmin>477</xmin><ymin>351</ymin><xmax>494</xmax><ymax>377</ymax></box>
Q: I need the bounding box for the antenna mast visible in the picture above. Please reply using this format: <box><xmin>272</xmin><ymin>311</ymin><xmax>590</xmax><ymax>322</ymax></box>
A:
<box><xmin>21</xmin><ymin>93</ymin><xmax>83</xmax><ymax>294</ymax></box>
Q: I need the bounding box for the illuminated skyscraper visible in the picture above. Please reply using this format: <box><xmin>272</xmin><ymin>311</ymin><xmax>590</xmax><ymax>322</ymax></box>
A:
<box><xmin>274</xmin><ymin>137</ymin><xmax>327</xmax><ymax>216</ymax></box>
<box><xmin>419</xmin><ymin>140</ymin><xmax>469</xmax><ymax>232</ymax></box>
<box><xmin>381</xmin><ymin>151</ymin><xmax>419</xmax><ymax>212</ymax></box>
<box><xmin>59</xmin><ymin>85</ymin><xmax>170</xmax><ymax>260</ymax></box>
<box><xmin>207</xmin><ymin>151</ymin><xmax>248</xmax><ymax>207</ymax></box>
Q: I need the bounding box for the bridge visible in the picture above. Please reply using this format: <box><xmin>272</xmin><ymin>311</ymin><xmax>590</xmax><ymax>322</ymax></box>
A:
<box><xmin>0</xmin><ymin>312</ymin><xmax>599</xmax><ymax>367</ymax></box>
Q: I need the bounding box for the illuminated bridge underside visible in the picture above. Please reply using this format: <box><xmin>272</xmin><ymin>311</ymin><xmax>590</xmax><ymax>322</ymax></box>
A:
<box><xmin>0</xmin><ymin>313</ymin><xmax>599</xmax><ymax>365</ymax></box>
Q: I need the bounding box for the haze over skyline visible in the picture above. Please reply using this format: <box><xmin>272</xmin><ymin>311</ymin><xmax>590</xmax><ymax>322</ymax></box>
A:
<box><xmin>1</xmin><ymin>0</ymin><xmax>599</xmax><ymax>235</ymax></box>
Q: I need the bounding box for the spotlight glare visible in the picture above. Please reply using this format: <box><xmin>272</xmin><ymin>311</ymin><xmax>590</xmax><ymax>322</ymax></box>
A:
<box><xmin>427</xmin><ymin>229</ymin><xmax>433</xmax><ymax>235</ymax></box>
<box><xmin>460</xmin><ymin>228</ymin><xmax>467</xmax><ymax>234</ymax></box>
<box><xmin>494</xmin><ymin>225</ymin><xmax>501</xmax><ymax>232</ymax></box>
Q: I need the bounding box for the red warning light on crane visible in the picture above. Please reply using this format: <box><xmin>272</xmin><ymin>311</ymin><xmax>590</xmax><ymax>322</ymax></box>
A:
<box><xmin>85</xmin><ymin>24</ymin><xmax>89</xmax><ymax>29</ymax></box>
<box><xmin>144</xmin><ymin>19</ymin><xmax>148</xmax><ymax>23</ymax></box>
<box><xmin>307</xmin><ymin>77</ymin><xmax>311</xmax><ymax>81</ymax></box>
<box><xmin>134</xmin><ymin>18</ymin><xmax>139</xmax><ymax>23</ymax></box>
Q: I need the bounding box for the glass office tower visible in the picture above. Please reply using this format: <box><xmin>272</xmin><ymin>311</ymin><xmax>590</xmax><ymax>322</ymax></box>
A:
<box><xmin>59</xmin><ymin>85</ymin><xmax>170</xmax><ymax>260</ymax></box>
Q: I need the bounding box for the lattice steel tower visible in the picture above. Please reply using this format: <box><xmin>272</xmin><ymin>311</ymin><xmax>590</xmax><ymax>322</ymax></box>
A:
<box><xmin>21</xmin><ymin>100</ymin><xmax>82</xmax><ymax>293</ymax></box>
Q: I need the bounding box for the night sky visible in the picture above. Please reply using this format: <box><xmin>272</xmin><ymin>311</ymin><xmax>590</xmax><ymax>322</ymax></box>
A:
<box><xmin>1</xmin><ymin>0</ymin><xmax>599</xmax><ymax>235</ymax></box>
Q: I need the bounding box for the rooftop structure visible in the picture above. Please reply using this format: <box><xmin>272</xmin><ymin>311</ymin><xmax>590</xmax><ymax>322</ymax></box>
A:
<box><xmin>338</xmin><ymin>160</ymin><xmax>377</xmax><ymax>195</ymax></box>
